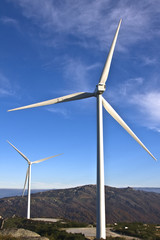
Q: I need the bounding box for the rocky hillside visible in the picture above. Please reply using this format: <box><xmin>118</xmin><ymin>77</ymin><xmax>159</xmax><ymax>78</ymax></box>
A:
<box><xmin>0</xmin><ymin>228</ymin><xmax>49</xmax><ymax>240</ymax></box>
<box><xmin>1</xmin><ymin>185</ymin><xmax>160</xmax><ymax>224</ymax></box>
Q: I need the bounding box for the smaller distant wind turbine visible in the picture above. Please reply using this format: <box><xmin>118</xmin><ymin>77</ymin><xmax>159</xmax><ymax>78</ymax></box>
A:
<box><xmin>7</xmin><ymin>140</ymin><xmax>63</xmax><ymax>219</ymax></box>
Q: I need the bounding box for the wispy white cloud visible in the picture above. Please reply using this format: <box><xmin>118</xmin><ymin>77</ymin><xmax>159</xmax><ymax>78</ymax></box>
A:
<box><xmin>106</xmin><ymin>77</ymin><xmax>144</xmax><ymax>104</ymax></box>
<box><xmin>46</xmin><ymin>106</ymin><xmax>69</xmax><ymax>118</ymax></box>
<box><xmin>12</xmin><ymin>0</ymin><xmax>160</xmax><ymax>50</ymax></box>
<box><xmin>0</xmin><ymin>16</ymin><xmax>19</xmax><ymax>28</ymax></box>
<box><xmin>107</xmin><ymin>77</ymin><xmax>160</xmax><ymax>132</ymax></box>
<box><xmin>0</xmin><ymin>72</ymin><xmax>15</xmax><ymax>97</ymax></box>
<box><xmin>130</xmin><ymin>91</ymin><xmax>160</xmax><ymax>131</ymax></box>
<box><xmin>141</xmin><ymin>56</ymin><xmax>158</xmax><ymax>66</ymax></box>
<box><xmin>43</xmin><ymin>55</ymin><xmax>100</xmax><ymax>92</ymax></box>
<box><xmin>119</xmin><ymin>77</ymin><xmax>144</xmax><ymax>97</ymax></box>
<box><xmin>62</xmin><ymin>57</ymin><xmax>100</xmax><ymax>91</ymax></box>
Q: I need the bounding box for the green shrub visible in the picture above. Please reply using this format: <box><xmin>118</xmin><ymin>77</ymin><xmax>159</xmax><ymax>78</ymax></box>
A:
<box><xmin>113</xmin><ymin>222</ymin><xmax>160</xmax><ymax>239</ymax></box>
<box><xmin>0</xmin><ymin>235</ymin><xmax>21</xmax><ymax>240</ymax></box>
<box><xmin>3</xmin><ymin>217</ymin><xmax>86</xmax><ymax>240</ymax></box>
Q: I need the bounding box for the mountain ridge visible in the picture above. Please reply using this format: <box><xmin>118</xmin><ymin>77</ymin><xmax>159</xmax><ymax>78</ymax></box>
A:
<box><xmin>1</xmin><ymin>186</ymin><xmax>160</xmax><ymax>199</ymax></box>
<box><xmin>1</xmin><ymin>184</ymin><xmax>160</xmax><ymax>224</ymax></box>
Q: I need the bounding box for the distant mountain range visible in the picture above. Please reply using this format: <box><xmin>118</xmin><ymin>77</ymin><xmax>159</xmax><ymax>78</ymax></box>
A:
<box><xmin>134</xmin><ymin>187</ymin><xmax>160</xmax><ymax>194</ymax></box>
<box><xmin>0</xmin><ymin>189</ymin><xmax>49</xmax><ymax>198</ymax></box>
<box><xmin>1</xmin><ymin>187</ymin><xmax>160</xmax><ymax>199</ymax></box>
<box><xmin>1</xmin><ymin>185</ymin><xmax>160</xmax><ymax>224</ymax></box>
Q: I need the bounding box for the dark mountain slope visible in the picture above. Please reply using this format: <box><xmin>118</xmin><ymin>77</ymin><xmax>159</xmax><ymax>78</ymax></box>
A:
<box><xmin>106</xmin><ymin>186</ymin><xmax>160</xmax><ymax>223</ymax></box>
<box><xmin>0</xmin><ymin>185</ymin><xmax>160</xmax><ymax>224</ymax></box>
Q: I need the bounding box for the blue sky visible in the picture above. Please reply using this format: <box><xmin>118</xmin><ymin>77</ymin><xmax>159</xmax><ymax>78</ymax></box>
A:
<box><xmin>1</xmin><ymin>0</ymin><xmax>160</xmax><ymax>189</ymax></box>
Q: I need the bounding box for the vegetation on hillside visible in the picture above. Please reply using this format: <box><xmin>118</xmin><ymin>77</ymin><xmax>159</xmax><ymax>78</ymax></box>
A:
<box><xmin>113</xmin><ymin>222</ymin><xmax>160</xmax><ymax>239</ymax></box>
<box><xmin>3</xmin><ymin>217</ymin><xmax>86</xmax><ymax>240</ymax></box>
<box><xmin>3</xmin><ymin>217</ymin><xmax>160</xmax><ymax>239</ymax></box>
<box><xmin>1</xmin><ymin>217</ymin><xmax>126</xmax><ymax>239</ymax></box>
<box><xmin>0</xmin><ymin>236</ymin><xmax>21</xmax><ymax>240</ymax></box>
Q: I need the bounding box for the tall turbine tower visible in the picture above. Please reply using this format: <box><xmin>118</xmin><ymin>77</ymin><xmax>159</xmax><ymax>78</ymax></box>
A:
<box><xmin>8</xmin><ymin>141</ymin><xmax>63</xmax><ymax>219</ymax></box>
<box><xmin>8</xmin><ymin>20</ymin><xmax>156</xmax><ymax>239</ymax></box>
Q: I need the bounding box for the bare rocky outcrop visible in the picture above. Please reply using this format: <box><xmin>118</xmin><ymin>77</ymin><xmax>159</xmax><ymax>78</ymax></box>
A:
<box><xmin>0</xmin><ymin>228</ymin><xmax>49</xmax><ymax>239</ymax></box>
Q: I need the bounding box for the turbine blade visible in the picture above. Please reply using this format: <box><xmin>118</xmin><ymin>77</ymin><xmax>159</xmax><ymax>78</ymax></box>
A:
<box><xmin>22</xmin><ymin>166</ymin><xmax>29</xmax><ymax>197</ymax></box>
<box><xmin>32</xmin><ymin>153</ymin><xmax>63</xmax><ymax>164</ymax></box>
<box><xmin>8</xmin><ymin>92</ymin><xmax>95</xmax><ymax>112</ymax></box>
<box><xmin>102</xmin><ymin>97</ymin><xmax>157</xmax><ymax>161</ymax></box>
<box><xmin>99</xmin><ymin>19</ymin><xmax>122</xmax><ymax>85</ymax></box>
<box><xmin>7</xmin><ymin>141</ymin><xmax>30</xmax><ymax>163</ymax></box>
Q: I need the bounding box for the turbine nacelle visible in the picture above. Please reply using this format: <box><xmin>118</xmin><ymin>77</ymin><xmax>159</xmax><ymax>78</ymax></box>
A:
<box><xmin>95</xmin><ymin>83</ymin><xmax>106</xmax><ymax>95</ymax></box>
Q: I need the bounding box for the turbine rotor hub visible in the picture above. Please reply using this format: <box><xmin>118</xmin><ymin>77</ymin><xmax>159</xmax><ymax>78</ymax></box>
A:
<box><xmin>95</xmin><ymin>83</ymin><xmax>106</xmax><ymax>95</ymax></box>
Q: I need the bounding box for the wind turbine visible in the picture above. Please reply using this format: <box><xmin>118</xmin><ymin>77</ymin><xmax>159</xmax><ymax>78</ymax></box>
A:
<box><xmin>7</xmin><ymin>140</ymin><xmax>63</xmax><ymax>220</ymax></box>
<box><xmin>8</xmin><ymin>19</ymin><xmax>156</xmax><ymax>239</ymax></box>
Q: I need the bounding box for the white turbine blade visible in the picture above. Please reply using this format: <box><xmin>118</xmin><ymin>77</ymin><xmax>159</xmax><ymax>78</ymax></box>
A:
<box><xmin>22</xmin><ymin>166</ymin><xmax>29</xmax><ymax>197</ymax></box>
<box><xmin>32</xmin><ymin>153</ymin><xmax>63</xmax><ymax>164</ymax></box>
<box><xmin>102</xmin><ymin>97</ymin><xmax>157</xmax><ymax>161</ymax></box>
<box><xmin>99</xmin><ymin>19</ymin><xmax>122</xmax><ymax>85</ymax></box>
<box><xmin>7</xmin><ymin>141</ymin><xmax>30</xmax><ymax>163</ymax></box>
<box><xmin>8</xmin><ymin>92</ymin><xmax>94</xmax><ymax>112</ymax></box>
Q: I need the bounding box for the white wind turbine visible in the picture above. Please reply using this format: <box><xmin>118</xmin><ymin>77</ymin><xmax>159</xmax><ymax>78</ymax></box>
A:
<box><xmin>8</xmin><ymin>19</ymin><xmax>156</xmax><ymax>239</ymax></box>
<box><xmin>7</xmin><ymin>141</ymin><xmax>63</xmax><ymax>220</ymax></box>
